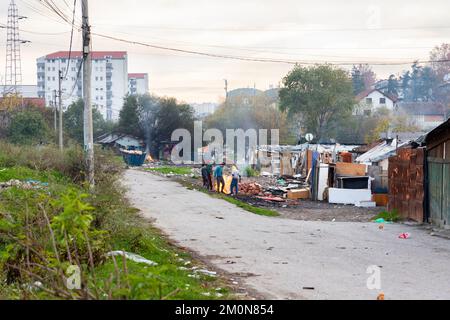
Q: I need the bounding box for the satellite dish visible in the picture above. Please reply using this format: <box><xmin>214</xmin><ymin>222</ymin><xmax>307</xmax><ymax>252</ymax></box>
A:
<box><xmin>305</xmin><ymin>133</ymin><xmax>314</xmax><ymax>142</ymax></box>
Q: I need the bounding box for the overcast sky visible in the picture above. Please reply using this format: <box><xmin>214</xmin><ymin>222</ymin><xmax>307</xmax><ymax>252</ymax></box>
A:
<box><xmin>1</xmin><ymin>0</ymin><xmax>450</xmax><ymax>103</ymax></box>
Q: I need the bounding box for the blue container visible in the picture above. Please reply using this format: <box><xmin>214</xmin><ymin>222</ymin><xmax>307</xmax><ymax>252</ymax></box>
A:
<box><xmin>121</xmin><ymin>150</ymin><xmax>147</xmax><ymax>167</ymax></box>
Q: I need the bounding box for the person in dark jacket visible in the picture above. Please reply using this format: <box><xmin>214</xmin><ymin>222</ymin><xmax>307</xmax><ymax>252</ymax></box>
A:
<box><xmin>201</xmin><ymin>164</ymin><xmax>209</xmax><ymax>189</ymax></box>
<box><xmin>206</xmin><ymin>163</ymin><xmax>213</xmax><ymax>191</ymax></box>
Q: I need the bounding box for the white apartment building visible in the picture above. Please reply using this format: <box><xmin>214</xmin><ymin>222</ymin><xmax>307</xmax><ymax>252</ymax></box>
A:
<box><xmin>36</xmin><ymin>51</ymin><xmax>128</xmax><ymax>121</ymax></box>
<box><xmin>128</xmin><ymin>73</ymin><xmax>149</xmax><ymax>95</ymax></box>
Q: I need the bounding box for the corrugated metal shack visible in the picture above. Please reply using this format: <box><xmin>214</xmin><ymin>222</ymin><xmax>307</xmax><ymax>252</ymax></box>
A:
<box><xmin>425</xmin><ymin>119</ymin><xmax>450</xmax><ymax>229</ymax></box>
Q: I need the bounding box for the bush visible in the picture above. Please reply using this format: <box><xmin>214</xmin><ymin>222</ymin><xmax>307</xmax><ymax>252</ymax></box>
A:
<box><xmin>244</xmin><ymin>166</ymin><xmax>259</xmax><ymax>177</ymax></box>
<box><xmin>8</xmin><ymin>110</ymin><xmax>49</xmax><ymax>145</ymax></box>
<box><xmin>373</xmin><ymin>209</ymin><xmax>400</xmax><ymax>222</ymax></box>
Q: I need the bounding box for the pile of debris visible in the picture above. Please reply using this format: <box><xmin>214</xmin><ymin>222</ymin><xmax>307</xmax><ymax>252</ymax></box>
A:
<box><xmin>0</xmin><ymin>179</ymin><xmax>49</xmax><ymax>192</ymax></box>
<box><xmin>238</xmin><ymin>182</ymin><xmax>263</xmax><ymax>196</ymax></box>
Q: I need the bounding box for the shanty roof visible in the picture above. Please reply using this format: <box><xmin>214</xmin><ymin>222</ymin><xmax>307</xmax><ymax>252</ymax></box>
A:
<box><xmin>257</xmin><ymin>144</ymin><xmax>360</xmax><ymax>153</ymax></box>
<box><xmin>356</xmin><ymin>139</ymin><xmax>410</xmax><ymax>163</ymax></box>
<box><xmin>45</xmin><ymin>51</ymin><xmax>127</xmax><ymax>60</ymax></box>
<box><xmin>356</xmin><ymin>88</ymin><xmax>398</xmax><ymax>103</ymax></box>
<box><xmin>96</xmin><ymin>133</ymin><xmax>143</xmax><ymax>147</ymax></box>
<box><xmin>397</xmin><ymin>101</ymin><xmax>446</xmax><ymax>116</ymax></box>
<box><xmin>424</xmin><ymin>118</ymin><xmax>450</xmax><ymax>147</ymax></box>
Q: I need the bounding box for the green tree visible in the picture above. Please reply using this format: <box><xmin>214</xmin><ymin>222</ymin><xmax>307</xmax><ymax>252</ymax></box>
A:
<box><xmin>118</xmin><ymin>95</ymin><xmax>144</xmax><ymax>138</ymax></box>
<box><xmin>351</xmin><ymin>64</ymin><xmax>376</xmax><ymax>95</ymax></box>
<box><xmin>351</xmin><ymin>66</ymin><xmax>365</xmax><ymax>95</ymax></box>
<box><xmin>8</xmin><ymin>110</ymin><xmax>49</xmax><ymax>144</ymax></box>
<box><xmin>150</xmin><ymin>97</ymin><xmax>196</xmax><ymax>155</ymax></box>
<box><xmin>64</xmin><ymin>99</ymin><xmax>110</xmax><ymax>144</ymax></box>
<box><xmin>117</xmin><ymin>94</ymin><xmax>197</xmax><ymax>158</ymax></box>
<box><xmin>279</xmin><ymin>64</ymin><xmax>355</xmax><ymax>141</ymax></box>
<box><xmin>387</xmin><ymin>75</ymin><xmax>399</xmax><ymax>97</ymax></box>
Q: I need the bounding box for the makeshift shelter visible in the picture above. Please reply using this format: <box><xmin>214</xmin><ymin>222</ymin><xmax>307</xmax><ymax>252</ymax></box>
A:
<box><xmin>425</xmin><ymin>119</ymin><xmax>450</xmax><ymax>228</ymax></box>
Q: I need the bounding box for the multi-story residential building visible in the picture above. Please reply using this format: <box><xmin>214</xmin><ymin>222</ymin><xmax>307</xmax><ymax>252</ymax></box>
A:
<box><xmin>128</xmin><ymin>73</ymin><xmax>149</xmax><ymax>95</ymax></box>
<box><xmin>36</xmin><ymin>51</ymin><xmax>128</xmax><ymax>121</ymax></box>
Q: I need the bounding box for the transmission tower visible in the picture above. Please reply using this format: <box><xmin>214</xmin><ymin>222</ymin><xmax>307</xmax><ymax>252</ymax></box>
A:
<box><xmin>3</xmin><ymin>0</ymin><xmax>28</xmax><ymax>97</ymax></box>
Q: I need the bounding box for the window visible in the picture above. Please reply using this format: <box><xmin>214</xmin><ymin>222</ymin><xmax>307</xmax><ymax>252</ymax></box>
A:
<box><xmin>48</xmin><ymin>67</ymin><xmax>51</xmax><ymax>71</ymax></box>
<box><xmin>364</xmin><ymin>109</ymin><xmax>372</xmax><ymax>116</ymax></box>
<box><xmin>100</xmin><ymin>77</ymin><xmax>103</xmax><ymax>81</ymax></box>
<box><xmin>48</xmin><ymin>77</ymin><xmax>51</xmax><ymax>81</ymax></box>
<box><xmin>380</xmin><ymin>98</ymin><xmax>386</xmax><ymax>104</ymax></box>
<box><xmin>53</xmin><ymin>77</ymin><xmax>56</xmax><ymax>81</ymax></box>
<box><xmin>366</xmin><ymin>98</ymin><xmax>373</xmax><ymax>104</ymax></box>
<box><xmin>52</xmin><ymin>67</ymin><xmax>56</xmax><ymax>71</ymax></box>
<box><xmin>95</xmin><ymin>77</ymin><xmax>99</xmax><ymax>81</ymax></box>
<box><xmin>72</xmin><ymin>67</ymin><xmax>76</xmax><ymax>72</ymax></box>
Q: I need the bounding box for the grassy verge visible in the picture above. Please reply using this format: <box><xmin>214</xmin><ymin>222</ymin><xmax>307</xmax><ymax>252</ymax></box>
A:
<box><xmin>177</xmin><ymin>179</ymin><xmax>280</xmax><ymax>217</ymax></box>
<box><xmin>145</xmin><ymin>166</ymin><xmax>193</xmax><ymax>175</ymax></box>
<box><xmin>0</xmin><ymin>142</ymin><xmax>231</xmax><ymax>300</ymax></box>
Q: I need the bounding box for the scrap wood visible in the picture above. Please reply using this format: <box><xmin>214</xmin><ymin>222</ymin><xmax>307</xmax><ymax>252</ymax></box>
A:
<box><xmin>256</xmin><ymin>196</ymin><xmax>285</xmax><ymax>202</ymax></box>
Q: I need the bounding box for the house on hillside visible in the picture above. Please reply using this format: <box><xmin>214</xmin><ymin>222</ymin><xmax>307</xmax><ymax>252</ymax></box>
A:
<box><xmin>396</xmin><ymin>102</ymin><xmax>447</xmax><ymax>131</ymax></box>
<box><xmin>354</xmin><ymin>89</ymin><xmax>398</xmax><ymax>116</ymax></box>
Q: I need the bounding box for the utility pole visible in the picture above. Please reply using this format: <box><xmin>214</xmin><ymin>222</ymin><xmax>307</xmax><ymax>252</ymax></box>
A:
<box><xmin>82</xmin><ymin>0</ymin><xmax>94</xmax><ymax>187</ymax></box>
<box><xmin>58</xmin><ymin>70</ymin><xmax>63</xmax><ymax>150</ymax></box>
<box><xmin>224</xmin><ymin>79</ymin><xmax>228</xmax><ymax>107</ymax></box>
<box><xmin>53</xmin><ymin>90</ymin><xmax>57</xmax><ymax>132</ymax></box>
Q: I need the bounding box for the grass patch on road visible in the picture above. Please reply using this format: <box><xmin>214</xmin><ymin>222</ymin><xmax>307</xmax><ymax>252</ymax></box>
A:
<box><xmin>177</xmin><ymin>179</ymin><xmax>280</xmax><ymax>217</ymax></box>
<box><xmin>145</xmin><ymin>166</ymin><xmax>193</xmax><ymax>175</ymax></box>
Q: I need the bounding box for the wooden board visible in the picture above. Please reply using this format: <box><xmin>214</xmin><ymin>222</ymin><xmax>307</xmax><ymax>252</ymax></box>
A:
<box><xmin>335</xmin><ymin>162</ymin><xmax>367</xmax><ymax>177</ymax></box>
<box><xmin>287</xmin><ymin>188</ymin><xmax>310</xmax><ymax>200</ymax></box>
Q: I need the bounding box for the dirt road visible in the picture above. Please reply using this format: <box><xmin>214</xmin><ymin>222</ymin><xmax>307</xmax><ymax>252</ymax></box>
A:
<box><xmin>124</xmin><ymin>169</ymin><xmax>450</xmax><ymax>300</ymax></box>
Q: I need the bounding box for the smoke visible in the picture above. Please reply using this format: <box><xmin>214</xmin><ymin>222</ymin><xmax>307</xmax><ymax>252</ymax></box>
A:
<box><xmin>137</xmin><ymin>95</ymin><xmax>161</xmax><ymax>155</ymax></box>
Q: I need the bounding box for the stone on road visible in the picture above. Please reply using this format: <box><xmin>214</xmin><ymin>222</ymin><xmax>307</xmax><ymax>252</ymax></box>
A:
<box><xmin>124</xmin><ymin>169</ymin><xmax>450</xmax><ymax>300</ymax></box>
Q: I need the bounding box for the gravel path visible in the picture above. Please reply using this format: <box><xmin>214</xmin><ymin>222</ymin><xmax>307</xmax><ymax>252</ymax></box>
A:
<box><xmin>124</xmin><ymin>169</ymin><xmax>450</xmax><ymax>300</ymax></box>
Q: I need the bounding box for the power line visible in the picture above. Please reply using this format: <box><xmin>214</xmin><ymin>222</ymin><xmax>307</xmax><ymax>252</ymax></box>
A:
<box><xmin>20</xmin><ymin>1</ymin><xmax>450</xmax><ymax>67</ymax></box>
<box><xmin>63</xmin><ymin>0</ymin><xmax>77</xmax><ymax>79</ymax></box>
<box><xmin>92</xmin><ymin>32</ymin><xmax>450</xmax><ymax>66</ymax></box>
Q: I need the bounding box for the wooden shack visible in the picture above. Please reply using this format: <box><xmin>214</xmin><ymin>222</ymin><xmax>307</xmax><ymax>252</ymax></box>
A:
<box><xmin>426</xmin><ymin>119</ymin><xmax>450</xmax><ymax>229</ymax></box>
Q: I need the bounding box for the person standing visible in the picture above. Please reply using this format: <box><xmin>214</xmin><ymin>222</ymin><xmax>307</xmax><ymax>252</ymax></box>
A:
<box><xmin>214</xmin><ymin>163</ymin><xmax>226</xmax><ymax>193</ymax></box>
<box><xmin>201</xmin><ymin>164</ymin><xmax>209</xmax><ymax>189</ymax></box>
<box><xmin>230</xmin><ymin>165</ymin><xmax>241</xmax><ymax>196</ymax></box>
<box><xmin>206</xmin><ymin>162</ymin><xmax>213</xmax><ymax>191</ymax></box>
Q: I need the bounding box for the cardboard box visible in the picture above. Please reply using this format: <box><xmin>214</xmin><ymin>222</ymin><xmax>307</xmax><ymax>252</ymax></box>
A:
<box><xmin>287</xmin><ymin>188</ymin><xmax>310</xmax><ymax>200</ymax></box>
<box><xmin>336</xmin><ymin>162</ymin><xmax>367</xmax><ymax>177</ymax></box>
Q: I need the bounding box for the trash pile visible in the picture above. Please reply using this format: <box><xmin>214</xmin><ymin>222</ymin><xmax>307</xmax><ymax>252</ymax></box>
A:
<box><xmin>0</xmin><ymin>179</ymin><xmax>49</xmax><ymax>192</ymax></box>
<box><xmin>262</xmin><ymin>176</ymin><xmax>310</xmax><ymax>200</ymax></box>
<box><xmin>238</xmin><ymin>182</ymin><xmax>263</xmax><ymax>196</ymax></box>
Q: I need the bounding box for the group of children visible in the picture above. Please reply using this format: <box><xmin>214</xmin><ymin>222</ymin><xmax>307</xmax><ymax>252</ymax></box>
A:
<box><xmin>201</xmin><ymin>163</ymin><xmax>242</xmax><ymax>196</ymax></box>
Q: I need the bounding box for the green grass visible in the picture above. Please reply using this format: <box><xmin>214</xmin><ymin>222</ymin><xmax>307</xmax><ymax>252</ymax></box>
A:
<box><xmin>0</xmin><ymin>155</ymin><xmax>232</xmax><ymax>299</ymax></box>
<box><xmin>145</xmin><ymin>166</ymin><xmax>193</xmax><ymax>175</ymax></box>
<box><xmin>178</xmin><ymin>180</ymin><xmax>279</xmax><ymax>217</ymax></box>
<box><xmin>373</xmin><ymin>209</ymin><xmax>400</xmax><ymax>222</ymax></box>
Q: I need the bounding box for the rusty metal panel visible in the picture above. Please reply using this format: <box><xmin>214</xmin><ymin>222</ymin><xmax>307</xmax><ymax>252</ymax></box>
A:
<box><xmin>388</xmin><ymin>147</ymin><xmax>425</xmax><ymax>222</ymax></box>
